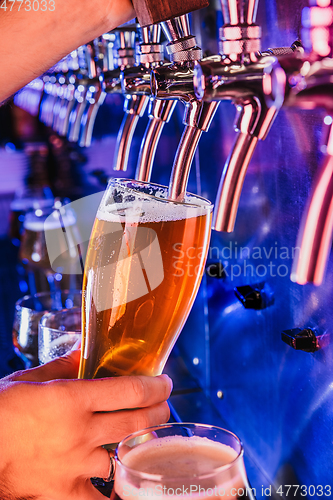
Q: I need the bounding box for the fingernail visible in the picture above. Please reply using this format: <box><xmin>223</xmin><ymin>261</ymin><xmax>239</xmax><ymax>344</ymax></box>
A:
<box><xmin>159</xmin><ymin>374</ymin><xmax>173</xmax><ymax>392</ymax></box>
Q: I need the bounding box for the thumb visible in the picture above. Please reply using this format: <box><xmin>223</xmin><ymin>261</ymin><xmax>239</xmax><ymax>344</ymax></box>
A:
<box><xmin>9</xmin><ymin>349</ymin><xmax>81</xmax><ymax>382</ymax></box>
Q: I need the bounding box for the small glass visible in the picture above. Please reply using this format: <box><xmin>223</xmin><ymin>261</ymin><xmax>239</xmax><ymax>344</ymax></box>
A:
<box><xmin>111</xmin><ymin>423</ymin><xmax>256</xmax><ymax>500</ymax></box>
<box><xmin>12</xmin><ymin>290</ymin><xmax>82</xmax><ymax>367</ymax></box>
<box><xmin>19</xmin><ymin>204</ymin><xmax>83</xmax><ymax>293</ymax></box>
<box><xmin>38</xmin><ymin>307</ymin><xmax>81</xmax><ymax>364</ymax></box>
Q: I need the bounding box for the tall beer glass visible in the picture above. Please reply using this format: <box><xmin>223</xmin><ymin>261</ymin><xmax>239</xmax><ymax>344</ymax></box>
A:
<box><xmin>111</xmin><ymin>423</ymin><xmax>256</xmax><ymax>500</ymax></box>
<box><xmin>79</xmin><ymin>179</ymin><xmax>212</xmax><ymax>379</ymax></box>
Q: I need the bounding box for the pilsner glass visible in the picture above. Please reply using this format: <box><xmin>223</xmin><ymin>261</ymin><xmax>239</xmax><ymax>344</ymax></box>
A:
<box><xmin>79</xmin><ymin>179</ymin><xmax>212</xmax><ymax>379</ymax></box>
<box><xmin>111</xmin><ymin>423</ymin><xmax>256</xmax><ymax>500</ymax></box>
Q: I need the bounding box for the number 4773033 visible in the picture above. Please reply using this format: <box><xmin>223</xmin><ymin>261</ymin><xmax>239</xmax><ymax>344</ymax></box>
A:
<box><xmin>0</xmin><ymin>0</ymin><xmax>55</xmax><ymax>11</ymax></box>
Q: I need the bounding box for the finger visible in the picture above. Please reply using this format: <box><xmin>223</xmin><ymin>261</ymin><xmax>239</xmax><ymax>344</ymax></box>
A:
<box><xmin>11</xmin><ymin>350</ymin><xmax>81</xmax><ymax>382</ymax></box>
<box><xmin>89</xmin><ymin>401</ymin><xmax>170</xmax><ymax>446</ymax></box>
<box><xmin>72</xmin><ymin>374</ymin><xmax>173</xmax><ymax>412</ymax></box>
<box><xmin>83</xmin><ymin>447</ymin><xmax>112</xmax><ymax>480</ymax></box>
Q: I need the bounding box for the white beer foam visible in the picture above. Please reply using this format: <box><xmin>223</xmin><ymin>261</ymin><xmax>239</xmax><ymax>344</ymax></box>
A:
<box><xmin>122</xmin><ymin>435</ymin><xmax>238</xmax><ymax>475</ymax></box>
<box><xmin>97</xmin><ymin>197</ymin><xmax>210</xmax><ymax>224</ymax></box>
<box><xmin>115</xmin><ymin>435</ymin><xmax>245</xmax><ymax>500</ymax></box>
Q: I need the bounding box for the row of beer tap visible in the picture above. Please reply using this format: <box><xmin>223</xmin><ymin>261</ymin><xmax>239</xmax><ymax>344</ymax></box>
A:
<box><xmin>14</xmin><ymin>0</ymin><xmax>333</xmax><ymax>287</ymax></box>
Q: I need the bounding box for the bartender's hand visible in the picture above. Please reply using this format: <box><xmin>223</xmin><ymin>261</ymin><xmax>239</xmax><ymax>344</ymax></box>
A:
<box><xmin>0</xmin><ymin>350</ymin><xmax>172</xmax><ymax>500</ymax></box>
<box><xmin>0</xmin><ymin>0</ymin><xmax>136</xmax><ymax>103</ymax></box>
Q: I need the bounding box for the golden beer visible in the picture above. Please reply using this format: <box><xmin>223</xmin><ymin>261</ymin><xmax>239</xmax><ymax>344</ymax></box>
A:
<box><xmin>79</xmin><ymin>180</ymin><xmax>212</xmax><ymax>379</ymax></box>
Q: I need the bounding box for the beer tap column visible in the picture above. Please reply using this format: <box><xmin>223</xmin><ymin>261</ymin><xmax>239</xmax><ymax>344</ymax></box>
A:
<box><xmin>67</xmin><ymin>45</ymin><xmax>95</xmax><ymax>143</ymax></box>
<box><xmin>265</xmin><ymin>0</ymin><xmax>333</xmax><ymax>285</ymax></box>
<box><xmin>111</xmin><ymin>27</ymin><xmax>150</xmax><ymax>172</ymax></box>
<box><xmin>120</xmin><ymin>23</ymin><xmax>176</xmax><ymax>181</ymax></box>
<box><xmin>193</xmin><ymin>0</ymin><xmax>295</xmax><ymax>231</ymax></box>
<box><xmin>77</xmin><ymin>37</ymin><xmax>110</xmax><ymax>148</ymax></box>
<box><xmin>151</xmin><ymin>15</ymin><xmax>220</xmax><ymax>200</ymax></box>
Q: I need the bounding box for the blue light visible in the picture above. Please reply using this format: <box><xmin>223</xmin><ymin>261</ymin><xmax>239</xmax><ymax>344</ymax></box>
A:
<box><xmin>55</xmin><ymin>273</ymin><xmax>63</xmax><ymax>281</ymax></box>
<box><xmin>12</xmin><ymin>238</ymin><xmax>20</xmax><ymax>247</ymax></box>
<box><xmin>19</xmin><ymin>280</ymin><xmax>29</xmax><ymax>293</ymax></box>
<box><xmin>5</xmin><ymin>142</ymin><xmax>16</xmax><ymax>152</ymax></box>
<box><xmin>65</xmin><ymin>298</ymin><xmax>74</xmax><ymax>309</ymax></box>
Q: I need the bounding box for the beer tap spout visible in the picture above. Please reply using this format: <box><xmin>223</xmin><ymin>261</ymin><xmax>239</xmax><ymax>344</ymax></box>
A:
<box><xmin>111</xmin><ymin>25</ymin><xmax>152</xmax><ymax>172</ymax></box>
<box><xmin>213</xmin><ymin>131</ymin><xmax>258</xmax><ymax>232</ymax></box>
<box><xmin>192</xmin><ymin>0</ymin><xmax>300</xmax><ymax>231</ymax></box>
<box><xmin>121</xmin><ymin>22</ymin><xmax>173</xmax><ymax>180</ymax></box>
<box><xmin>169</xmin><ymin>100</ymin><xmax>220</xmax><ymax>200</ymax></box>
<box><xmin>78</xmin><ymin>39</ymin><xmax>108</xmax><ymax>148</ymax></box>
<box><xmin>113</xmin><ymin>94</ymin><xmax>149</xmax><ymax>172</ymax></box>
<box><xmin>291</xmin><ymin>148</ymin><xmax>333</xmax><ymax>286</ymax></box>
<box><xmin>264</xmin><ymin>0</ymin><xmax>333</xmax><ymax>284</ymax></box>
<box><xmin>136</xmin><ymin>99</ymin><xmax>177</xmax><ymax>182</ymax></box>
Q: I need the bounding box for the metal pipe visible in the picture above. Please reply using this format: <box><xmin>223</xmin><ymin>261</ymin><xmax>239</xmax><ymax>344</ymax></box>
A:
<box><xmin>67</xmin><ymin>88</ymin><xmax>88</xmax><ymax>143</ymax></box>
<box><xmin>113</xmin><ymin>95</ymin><xmax>149</xmax><ymax>171</ymax></box>
<box><xmin>168</xmin><ymin>126</ymin><xmax>202</xmax><ymax>200</ymax></box>
<box><xmin>136</xmin><ymin>99</ymin><xmax>177</xmax><ymax>182</ymax></box>
<box><xmin>78</xmin><ymin>88</ymin><xmax>106</xmax><ymax>147</ymax></box>
<box><xmin>291</xmin><ymin>153</ymin><xmax>333</xmax><ymax>285</ymax></box>
<box><xmin>136</xmin><ymin>118</ymin><xmax>165</xmax><ymax>181</ymax></box>
<box><xmin>168</xmin><ymin>100</ymin><xmax>220</xmax><ymax>200</ymax></box>
<box><xmin>213</xmin><ymin>132</ymin><xmax>258</xmax><ymax>232</ymax></box>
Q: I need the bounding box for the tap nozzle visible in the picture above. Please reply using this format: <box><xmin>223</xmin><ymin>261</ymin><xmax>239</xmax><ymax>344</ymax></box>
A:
<box><xmin>291</xmin><ymin>150</ymin><xmax>333</xmax><ymax>286</ymax></box>
<box><xmin>113</xmin><ymin>94</ymin><xmax>149</xmax><ymax>171</ymax></box>
<box><xmin>136</xmin><ymin>99</ymin><xmax>177</xmax><ymax>181</ymax></box>
<box><xmin>168</xmin><ymin>99</ymin><xmax>220</xmax><ymax>200</ymax></box>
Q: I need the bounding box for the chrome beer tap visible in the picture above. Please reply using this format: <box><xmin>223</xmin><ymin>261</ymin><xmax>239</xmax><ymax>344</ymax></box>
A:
<box><xmin>60</xmin><ymin>32</ymin><xmax>116</xmax><ymax>141</ymax></box>
<box><xmin>67</xmin><ymin>45</ymin><xmax>94</xmax><ymax>143</ymax></box>
<box><xmin>121</xmin><ymin>23</ymin><xmax>177</xmax><ymax>182</ymax></box>
<box><xmin>151</xmin><ymin>15</ymin><xmax>220</xmax><ymax>200</ymax></box>
<box><xmin>67</xmin><ymin>40</ymin><xmax>109</xmax><ymax>146</ymax></box>
<box><xmin>263</xmin><ymin>0</ymin><xmax>333</xmax><ymax>285</ymax></box>
<box><xmin>77</xmin><ymin>37</ymin><xmax>110</xmax><ymax>147</ymax></box>
<box><xmin>102</xmin><ymin>26</ymin><xmax>150</xmax><ymax>172</ymax></box>
<box><xmin>39</xmin><ymin>59</ymin><xmax>68</xmax><ymax>128</ymax></box>
<box><xmin>54</xmin><ymin>50</ymin><xmax>81</xmax><ymax>137</ymax></box>
<box><xmin>193</xmin><ymin>0</ymin><xmax>301</xmax><ymax>231</ymax></box>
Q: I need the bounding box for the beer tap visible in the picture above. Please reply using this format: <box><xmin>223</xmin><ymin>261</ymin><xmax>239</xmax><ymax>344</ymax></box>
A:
<box><xmin>77</xmin><ymin>37</ymin><xmax>110</xmax><ymax>148</ymax></box>
<box><xmin>263</xmin><ymin>0</ymin><xmax>333</xmax><ymax>285</ymax></box>
<box><xmin>54</xmin><ymin>50</ymin><xmax>80</xmax><ymax>137</ymax></box>
<box><xmin>150</xmin><ymin>15</ymin><xmax>220</xmax><ymax>200</ymax></box>
<box><xmin>39</xmin><ymin>59</ymin><xmax>68</xmax><ymax>128</ymax></box>
<box><xmin>103</xmin><ymin>26</ymin><xmax>150</xmax><ymax>172</ymax></box>
<box><xmin>121</xmin><ymin>23</ymin><xmax>177</xmax><ymax>182</ymax></box>
<box><xmin>67</xmin><ymin>42</ymin><xmax>107</xmax><ymax>145</ymax></box>
<box><xmin>67</xmin><ymin>45</ymin><xmax>94</xmax><ymax>143</ymax></box>
<box><xmin>193</xmin><ymin>0</ymin><xmax>301</xmax><ymax>231</ymax></box>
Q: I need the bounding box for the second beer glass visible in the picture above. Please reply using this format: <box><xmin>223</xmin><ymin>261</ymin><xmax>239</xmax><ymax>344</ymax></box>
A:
<box><xmin>79</xmin><ymin>179</ymin><xmax>212</xmax><ymax>379</ymax></box>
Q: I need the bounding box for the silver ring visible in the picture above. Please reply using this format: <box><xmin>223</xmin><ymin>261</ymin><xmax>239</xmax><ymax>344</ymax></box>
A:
<box><xmin>103</xmin><ymin>453</ymin><xmax>116</xmax><ymax>482</ymax></box>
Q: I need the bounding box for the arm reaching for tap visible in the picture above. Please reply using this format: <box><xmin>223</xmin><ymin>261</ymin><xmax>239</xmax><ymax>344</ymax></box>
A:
<box><xmin>0</xmin><ymin>0</ymin><xmax>135</xmax><ymax>103</ymax></box>
<box><xmin>0</xmin><ymin>350</ymin><xmax>172</xmax><ymax>500</ymax></box>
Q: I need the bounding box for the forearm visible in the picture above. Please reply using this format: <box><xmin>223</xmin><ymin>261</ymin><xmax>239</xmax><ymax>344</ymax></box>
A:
<box><xmin>0</xmin><ymin>0</ymin><xmax>135</xmax><ymax>102</ymax></box>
